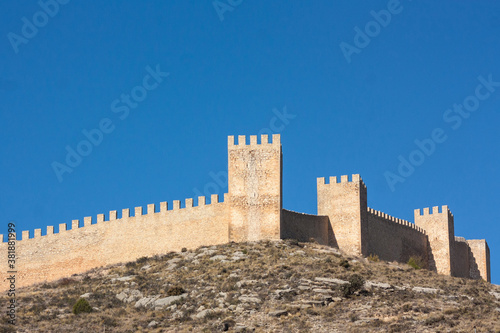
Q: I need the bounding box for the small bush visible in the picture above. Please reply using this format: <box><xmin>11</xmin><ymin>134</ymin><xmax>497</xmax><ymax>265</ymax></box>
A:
<box><xmin>367</xmin><ymin>254</ymin><xmax>379</xmax><ymax>262</ymax></box>
<box><xmin>408</xmin><ymin>257</ymin><xmax>423</xmax><ymax>270</ymax></box>
<box><xmin>339</xmin><ymin>259</ymin><xmax>350</xmax><ymax>269</ymax></box>
<box><xmin>181</xmin><ymin>247</ymin><xmax>187</xmax><ymax>252</ymax></box>
<box><xmin>101</xmin><ymin>315</ymin><xmax>118</xmax><ymax>327</ymax></box>
<box><xmin>167</xmin><ymin>286</ymin><xmax>186</xmax><ymax>296</ymax></box>
<box><xmin>401</xmin><ymin>303</ymin><xmax>412</xmax><ymax>312</ymax></box>
<box><xmin>349</xmin><ymin>312</ymin><xmax>359</xmax><ymax>322</ymax></box>
<box><xmin>58</xmin><ymin>278</ymin><xmax>76</xmax><ymax>287</ymax></box>
<box><xmin>424</xmin><ymin>315</ymin><xmax>445</xmax><ymax>326</ymax></box>
<box><xmin>349</xmin><ymin>274</ymin><xmax>364</xmax><ymax>291</ymax></box>
<box><xmin>340</xmin><ymin>274</ymin><xmax>365</xmax><ymax>297</ymax></box>
<box><xmin>136</xmin><ymin>256</ymin><xmax>148</xmax><ymax>264</ymax></box>
<box><xmin>73</xmin><ymin>298</ymin><xmax>93</xmax><ymax>315</ymax></box>
<box><xmin>286</xmin><ymin>239</ymin><xmax>301</xmax><ymax>247</ymax></box>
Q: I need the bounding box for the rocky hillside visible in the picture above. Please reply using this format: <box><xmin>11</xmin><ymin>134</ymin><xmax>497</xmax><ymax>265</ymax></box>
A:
<box><xmin>1</xmin><ymin>239</ymin><xmax>499</xmax><ymax>332</ymax></box>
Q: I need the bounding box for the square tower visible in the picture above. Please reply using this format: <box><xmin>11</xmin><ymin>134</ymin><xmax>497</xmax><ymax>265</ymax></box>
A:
<box><xmin>414</xmin><ymin>206</ymin><xmax>454</xmax><ymax>275</ymax></box>
<box><xmin>227</xmin><ymin>134</ymin><xmax>282</xmax><ymax>242</ymax></box>
<box><xmin>317</xmin><ymin>174</ymin><xmax>368</xmax><ymax>255</ymax></box>
<box><xmin>467</xmin><ymin>239</ymin><xmax>491</xmax><ymax>282</ymax></box>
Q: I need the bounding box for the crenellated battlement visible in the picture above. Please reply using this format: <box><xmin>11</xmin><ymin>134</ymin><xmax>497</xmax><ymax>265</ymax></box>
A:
<box><xmin>317</xmin><ymin>174</ymin><xmax>367</xmax><ymax>189</ymax></box>
<box><xmin>367</xmin><ymin>207</ymin><xmax>425</xmax><ymax>234</ymax></box>
<box><xmin>9</xmin><ymin>193</ymin><xmax>228</xmax><ymax>243</ymax></box>
<box><xmin>414</xmin><ymin>205</ymin><xmax>454</xmax><ymax>219</ymax></box>
<box><xmin>228</xmin><ymin>134</ymin><xmax>281</xmax><ymax>147</ymax></box>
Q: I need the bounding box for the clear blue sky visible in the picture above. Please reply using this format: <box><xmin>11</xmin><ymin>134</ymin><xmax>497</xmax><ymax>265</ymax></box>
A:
<box><xmin>1</xmin><ymin>1</ymin><xmax>499</xmax><ymax>284</ymax></box>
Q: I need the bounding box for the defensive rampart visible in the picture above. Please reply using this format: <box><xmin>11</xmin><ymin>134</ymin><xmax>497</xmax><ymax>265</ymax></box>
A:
<box><xmin>1</xmin><ymin>195</ymin><xmax>230</xmax><ymax>290</ymax></box>
<box><xmin>366</xmin><ymin>208</ymin><xmax>428</xmax><ymax>264</ymax></box>
<box><xmin>0</xmin><ymin>134</ymin><xmax>491</xmax><ymax>292</ymax></box>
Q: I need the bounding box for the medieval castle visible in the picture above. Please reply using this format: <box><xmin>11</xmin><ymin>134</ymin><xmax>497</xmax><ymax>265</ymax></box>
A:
<box><xmin>0</xmin><ymin>134</ymin><xmax>491</xmax><ymax>291</ymax></box>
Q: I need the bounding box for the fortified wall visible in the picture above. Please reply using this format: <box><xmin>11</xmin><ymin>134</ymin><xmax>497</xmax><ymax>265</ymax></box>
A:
<box><xmin>0</xmin><ymin>134</ymin><xmax>491</xmax><ymax>291</ymax></box>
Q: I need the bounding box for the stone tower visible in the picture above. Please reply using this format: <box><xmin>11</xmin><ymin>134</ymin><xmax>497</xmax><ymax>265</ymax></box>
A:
<box><xmin>317</xmin><ymin>174</ymin><xmax>368</xmax><ymax>255</ymax></box>
<box><xmin>414</xmin><ymin>206</ymin><xmax>454</xmax><ymax>275</ymax></box>
<box><xmin>227</xmin><ymin>134</ymin><xmax>282</xmax><ymax>242</ymax></box>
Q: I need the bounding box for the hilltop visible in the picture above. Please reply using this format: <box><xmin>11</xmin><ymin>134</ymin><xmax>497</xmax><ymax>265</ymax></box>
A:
<box><xmin>1</xmin><ymin>240</ymin><xmax>499</xmax><ymax>332</ymax></box>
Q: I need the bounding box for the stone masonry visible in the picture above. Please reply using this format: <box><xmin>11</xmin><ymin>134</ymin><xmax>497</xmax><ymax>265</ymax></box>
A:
<box><xmin>0</xmin><ymin>134</ymin><xmax>491</xmax><ymax>292</ymax></box>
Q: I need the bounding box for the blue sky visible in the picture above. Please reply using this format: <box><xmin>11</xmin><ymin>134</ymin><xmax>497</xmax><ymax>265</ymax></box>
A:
<box><xmin>1</xmin><ymin>0</ymin><xmax>499</xmax><ymax>283</ymax></box>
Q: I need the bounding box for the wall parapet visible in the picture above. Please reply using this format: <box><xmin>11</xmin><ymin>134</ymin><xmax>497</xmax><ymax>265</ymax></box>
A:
<box><xmin>414</xmin><ymin>205</ymin><xmax>454</xmax><ymax>220</ymax></box>
<box><xmin>228</xmin><ymin>134</ymin><xmax>281</xmax><ymax>147</ymax></box>
<box><xmin>367</xmin><ymin>207</ymin><xmax>426</xmax><ymax>235</ymax></box>
<box><xmin>317</xmin><ymin>174</ymin><xmax>366</xmax><ymax>190</ymax></box>
<box><xmin>6</xmin><ymin>193</ymin><xmax>228</xmax><ymax>243</ymax></box>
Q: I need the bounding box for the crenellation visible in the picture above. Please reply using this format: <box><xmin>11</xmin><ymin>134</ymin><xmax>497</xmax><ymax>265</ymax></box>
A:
<box><xmin>147</xmin><ymin>204</ymin><xmax>155</xmax><ymax>214</ymax></box>
<box><xmin>238</xmin><ymin>135</ymin><xmax>246</xmax><ymax>145</ymax></box>
<box><xmin>135</xmin><ymin>206</ymin><xmax>142</xmax><ymax>217</ymax></box>
<box><xmin>211</xmin><ymin>194</ymin><xmax>219</xmax><ymax>204</ymax></box>
<box><xmin>229</xmin><ymin>134</ymin><xmax>282</xmax><ymax>147</ymax></box>
<box><xmin>0</xmin><ymin>133</ymin><xmax>490</xmax><ymax>292</ymax></box>
<box><xmin>272</xmin><ymin>133</ymin><xmax>280</xmax><ymax>144</ymax></box>
<box><xmin>173</xmin><ymin>200</ymin><xmax>180</xmax><ymax>210</ymax></box>
<box><xmin>84</xmin><ymin>216</ymin><xmax>92</xmax><ymax>227</ymax></box>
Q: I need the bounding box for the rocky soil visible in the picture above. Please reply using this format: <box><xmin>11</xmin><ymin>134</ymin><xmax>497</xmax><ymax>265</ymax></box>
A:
<box><xmin>1</xmin><ymin>239</ymin><xmax>499</xmax><ymax>332</ymax></box>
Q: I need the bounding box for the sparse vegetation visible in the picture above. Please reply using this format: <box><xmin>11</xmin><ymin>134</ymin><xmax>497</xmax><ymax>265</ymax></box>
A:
<box><xmin>367</xmin><ymin>253</ymin><xmax>379</xmax><ymax>262</ymax></box>
<box><xmin>1</xmin><ymin>240</ymin><xmax>498</xmax><ymax>332</ymax></box>
<box><xmin>339</xmin><ymin>259</ymin><xmax>350</xmax><ymax>269</ymax></box>
<box><xmin>167</xmin><ymin>286</ymin><xmax>186</xmax><ymax>296</ymax></box>
<box><xmin>408</xmin><ymin>256</ymin><xmax>424</xmax><ymax>270</ymax></box>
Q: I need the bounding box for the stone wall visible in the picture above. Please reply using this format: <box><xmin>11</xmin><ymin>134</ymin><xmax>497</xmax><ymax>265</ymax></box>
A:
<box><xmin>280</xmin><ymin>209</ymin><xmax>329</xmax><ymax>245</ymax></box>
<box><xmin>452</xmin><ymin>237</ymin><xmax>470</xmax><ymax>278</ymax></box>
<box><xmin>366</xmin><ymin>208</ymin><xmax>428</xmax><ymax>264</ymax></box>
<box><xmin>0</xmin><ymin>195</ymin><xmax>230</xmax><ymax>291</ymax></box>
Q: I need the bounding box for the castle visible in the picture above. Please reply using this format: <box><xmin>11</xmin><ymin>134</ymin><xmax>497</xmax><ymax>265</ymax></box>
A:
<box><xmin>0</xmin><ymin>134</ymin><xmax>491</xmax><ymax>291</ymax></box>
